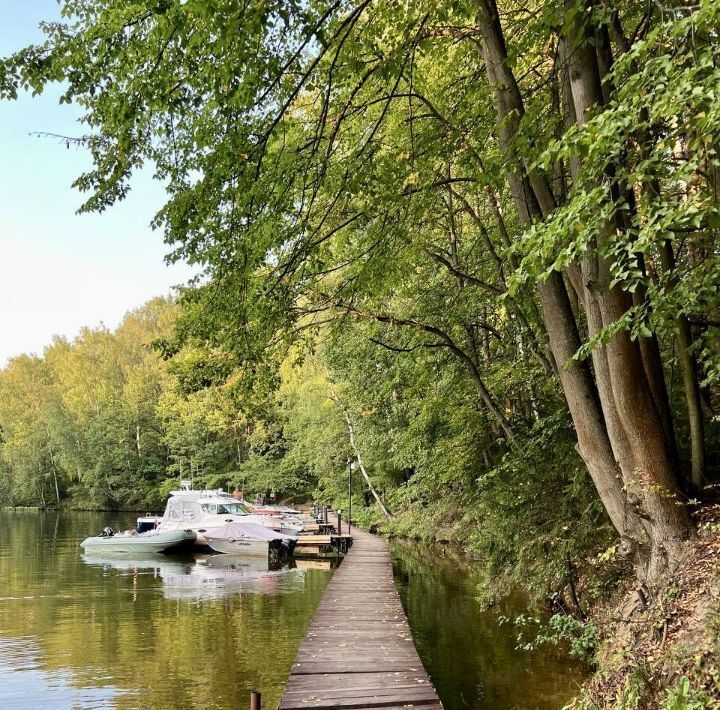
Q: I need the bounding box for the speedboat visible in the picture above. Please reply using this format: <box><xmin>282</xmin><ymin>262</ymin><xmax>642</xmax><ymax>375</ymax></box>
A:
<box><xmin>154</xmin><ymin>484</ymin><xmax>307</xmax><ymax>544</ymax></box>
<box><xmin>81</xmin><ymin>527</ymin><xmax>196</xmax><ymax>554</ymax></box>
<box><xmin>204</xmin><ymin>522</ymin><xmax>296</xmax><ymax>558</ymax></box>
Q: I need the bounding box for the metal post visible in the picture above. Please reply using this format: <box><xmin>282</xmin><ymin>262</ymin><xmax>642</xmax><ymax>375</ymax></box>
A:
<box><xmin>250</xmin><ymin>691</ymin><xmax>261</xmax><ymax>710</ymax></box>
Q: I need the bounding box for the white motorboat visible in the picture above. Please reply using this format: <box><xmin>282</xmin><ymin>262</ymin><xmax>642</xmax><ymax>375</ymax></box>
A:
<box><xmin>155</xmin><ymin>484</ymin><xmax>307</xmax><ymax>544</ymax></box>
<box><xmin>204</xmin><ymin>522</ymin><xmax>296</xmax><ymax>558</ymax></box>
<box><xmin>80</xmin><ymin>528</ymin><xmax>196</xmax><ymax>554</ymax></box>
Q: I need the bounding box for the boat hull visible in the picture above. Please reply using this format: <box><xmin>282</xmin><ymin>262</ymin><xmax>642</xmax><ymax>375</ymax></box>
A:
<box><xmin>205</xmin><ymin>538</ymin><xmax>296</xmax><ymax>558</ymax></box>
<box><xmin>81</xmin><ymin>530</ymin><xmax>196</xmax><ymax>554</ymax></box>
<box><xmin>205</xmin><ymin>537</ymin><xmax>272</xmax><ymax>557</ymax></box>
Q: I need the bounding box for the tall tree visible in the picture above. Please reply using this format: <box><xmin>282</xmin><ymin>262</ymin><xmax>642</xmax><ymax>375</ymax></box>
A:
<box><xmin>3</xmin><ymin>0</ymin><xmax>718</xmax><ymax>584</ymax></box>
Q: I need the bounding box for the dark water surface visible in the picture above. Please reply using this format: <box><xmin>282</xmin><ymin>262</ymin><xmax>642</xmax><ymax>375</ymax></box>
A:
<box><xmin>391</xmin><ymin>540</ymin><xmax>586</xmax><ymax>709</ymax></box>
<box><xmin>0</xmin><ymin>510</ymin><xmax>332</xmax><ymax>709</ymax></box>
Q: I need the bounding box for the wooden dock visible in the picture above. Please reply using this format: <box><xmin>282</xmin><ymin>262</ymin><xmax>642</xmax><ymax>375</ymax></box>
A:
<box><xmin>280</xmin><ymin>525</ymin><xmax>443</xmax><ymax>709</ymax></box>
<box><xmin>294</xmin><ymin>533</ymin><xmax>354</xmax><ymax>557</ymax></box>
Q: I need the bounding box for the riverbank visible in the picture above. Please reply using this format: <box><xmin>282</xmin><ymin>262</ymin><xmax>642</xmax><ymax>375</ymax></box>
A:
<box><xmin>572</xmin><ymin>505</ymin><xmax>720</xmax><ymax>708</ymax></box>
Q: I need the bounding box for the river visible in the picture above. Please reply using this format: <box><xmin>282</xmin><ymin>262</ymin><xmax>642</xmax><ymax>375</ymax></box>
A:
<box><xmin>0</xmin><ymin>511</ymin><xmax>583</xmax><ymax>708</ymax></box>
<box><xmin>390</xmin><ymin>539</ymin><xmax>585</xmax><ymax>708</ymax></box>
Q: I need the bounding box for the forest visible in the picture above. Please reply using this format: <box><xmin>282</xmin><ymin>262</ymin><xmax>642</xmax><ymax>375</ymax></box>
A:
<box><xmin>1</xmin><ymin>0</ymin><xmax>720</xmax><ymax>705</ymax></box>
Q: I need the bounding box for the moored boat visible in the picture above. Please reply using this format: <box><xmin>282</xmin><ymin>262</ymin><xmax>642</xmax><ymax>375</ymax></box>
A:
<box><xmin>81</xmin><ymin>528</ymin><xmax>196</xmax><ymax>554</ymax></box>
<box><xmin>154</xmin><ymin>484</ymin><xmax>308</xmax><ymax>544</ymax></box>
<box><xmin>204</xmin><ymin>522</ymin><xmax>296</xmax><ymax>558</ymax></box>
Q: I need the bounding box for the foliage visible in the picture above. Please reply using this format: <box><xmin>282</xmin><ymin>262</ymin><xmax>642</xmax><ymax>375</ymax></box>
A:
<box><xmin>502</xmin><ymin>611</ymin><xmax>598</xmax><ymax>664</ymax></box>
<box><xmin>2</xmin><ymin>5</ymin><xmax>720</xmax><ymax>697</ymax></box>
<box><xmin>661</xmin><ymin>677</ymin><xmax>717</xmax><ymax>710</ymax></box>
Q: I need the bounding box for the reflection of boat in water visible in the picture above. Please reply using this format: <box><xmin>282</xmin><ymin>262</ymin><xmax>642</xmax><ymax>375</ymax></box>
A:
<box><xmin>80</xmin><ymin>529</ymin><xmax>196</xmax><ymax>554</ymax></box>
<box><xmin>81</xmin><ymin>553</ymin><xmax>194</xmax><ymax>576</ymax></box>
<box><xmin>81</xmin><ymin>553</ymin><xmax>304</xmax><ymax>601</ymax></box>
<box><xmin>162</xmin><ymin>554</ymin><xmax>303</xmax><ymax>601</ymax></box>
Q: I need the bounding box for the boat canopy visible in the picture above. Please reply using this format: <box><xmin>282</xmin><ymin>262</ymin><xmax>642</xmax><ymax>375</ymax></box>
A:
<box><xmin>208</xmin><ymin>523</ymin><xmax>295</xmax><ymax>542</ymax></box>
<box><xmin>164</xmin><ymin>496</ymin><xmax>200</xmax><ymax>521</ymax></box>
<box><xmin>163</xmin><ymin>492</ymin><xmax>252</xmax><ymax>521</ymax></box>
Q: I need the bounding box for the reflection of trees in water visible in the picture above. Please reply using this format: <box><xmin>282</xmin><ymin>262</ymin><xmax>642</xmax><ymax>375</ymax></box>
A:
<box><xmin>390</xmin><ymin>538</ymin><xmax>584</xmax><ymax>710</ymax></box>
<box><xmin>0</xmin><ymin>511</ymin><xmax>333</xmax><ymax>710</ymax></box>
<box><xmin>0</xmin><ymin>634</ymin><xmax>127</xmax><ymax>708</ymax></box>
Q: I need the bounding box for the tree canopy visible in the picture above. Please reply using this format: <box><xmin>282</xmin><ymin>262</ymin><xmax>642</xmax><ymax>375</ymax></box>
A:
<box><xmin>2</xmin><ymin>0</ymin><xmax>720</xmax><ymax>598</ymax></box>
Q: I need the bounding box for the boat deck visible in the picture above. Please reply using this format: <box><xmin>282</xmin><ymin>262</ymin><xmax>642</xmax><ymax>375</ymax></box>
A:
<box><xmin>279</xmin><ymin>523</ymin><xmax>443</xmax><ymax>709</ymax></box>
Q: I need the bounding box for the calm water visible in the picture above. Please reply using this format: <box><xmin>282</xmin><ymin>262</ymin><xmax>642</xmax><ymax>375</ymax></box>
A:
<box><xmin>391</xmin><ymin>540</ymin><xmax>585</xmax><ymax>709</ymax></box>
<box><xmin>0</xmin><ymin>511</ymin><xmax>584</xmax><ymax>709</ymax></box>
<box><xmin>0</xmin><ymin>510</ymin><xmax>332</xmax><ymax>709</ymax></box>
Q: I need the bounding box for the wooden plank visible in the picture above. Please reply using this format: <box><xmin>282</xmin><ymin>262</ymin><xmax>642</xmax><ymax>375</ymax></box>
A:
<box><xmin>280</xmin><ymin>518</ymin><xmax>442</xmax><ymax>710</ymax></box>
<box><xmin>282</xmin><ymin>672</ymin><xmax>430</xmax><ymax>690</ymax></box>
<box><xmin>279</xmin><ymin>691</ymin><xmax>441</xmax><ymax>709</ymax></box>
<box><xmin>296</xmin><ymin>535</ymin><xmax>334</xmax><ymax>545</ymax></box>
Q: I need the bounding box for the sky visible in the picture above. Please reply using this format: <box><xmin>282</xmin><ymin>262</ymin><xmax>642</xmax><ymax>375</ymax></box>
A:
<box><xmin>0</xmin><ymin>2</ymin><xmax>197</xmax><ymax>366</ymax></box>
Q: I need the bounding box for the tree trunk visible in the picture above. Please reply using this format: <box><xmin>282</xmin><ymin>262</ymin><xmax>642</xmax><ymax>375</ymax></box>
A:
<box><xmin>476</xmin><ymin>0</ymin><xmax>649</xmax><ymax>552</ymax></box>
<box><xmin>474</xmin><ymin>0</ymin><xmax>693</xmax><ymax>582</ymax></box>
<box><xmin>677</xmin><ymin>319</ymin><xmax>705</xmax><ymax>491</ymax></box>
<box><xmin>561</xmin><ymin>0</ymin><xmax>692</xmax><ymax>576</ymax></box>
<box><xmin>53</xmin><ymin>468</ymin><xmax>60</xmax><ymax>505</ymax></box>
<box><xmin>660</xmin><ymin>241</ymin><xmax>705</xmax><ymax>491</ymax></box>
<box><xmin>343</xmin><ymin>410</ymin><xmax>393</xmax><ymax>520</ymax></box>
<box><xmin>537</xmin><ymin>275</ymin><xmax>648</xmax><ymax>549</ymax></box>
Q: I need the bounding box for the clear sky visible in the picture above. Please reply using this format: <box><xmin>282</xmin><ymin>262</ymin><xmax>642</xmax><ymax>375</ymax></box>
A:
<box><xmin>0</xmin><ymin>2</ymin><xmax>197</xmax><ymax>366</ymax></box>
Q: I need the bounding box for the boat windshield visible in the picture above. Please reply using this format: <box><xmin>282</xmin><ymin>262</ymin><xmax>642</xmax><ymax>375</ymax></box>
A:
<box><xmin>218</xmin><ymin>503</ymin><xmax>250</xmax><ymax>515</ymax></box>
<box><xmin>197</xmin><ymin>502</ymin><xmax>250</xmax><ymax>515</ymax></box>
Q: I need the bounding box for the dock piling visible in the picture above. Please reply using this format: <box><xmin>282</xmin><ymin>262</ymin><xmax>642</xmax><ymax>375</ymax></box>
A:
<box><xmin>250</xmin><ymin>690</ymin><xmax>261</xmax><ymax>710</ymax></box>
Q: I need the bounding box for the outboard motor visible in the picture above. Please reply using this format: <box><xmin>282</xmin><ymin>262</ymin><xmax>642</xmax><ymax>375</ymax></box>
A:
<box><xmin>100</xmin><ymin>526</ymin><xmax>114</xmax><ymax>537</ymax></box>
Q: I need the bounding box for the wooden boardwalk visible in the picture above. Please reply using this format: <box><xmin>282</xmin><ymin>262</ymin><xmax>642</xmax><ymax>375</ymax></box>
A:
<box><xmin>279</xmin><ymin>525</ymin><xmax>443</xmax><ymax>709</ymax></box>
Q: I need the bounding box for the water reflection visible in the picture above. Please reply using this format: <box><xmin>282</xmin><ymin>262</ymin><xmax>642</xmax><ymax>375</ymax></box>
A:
<box><xmin>391</xmin><ymin>539</ymin><xmax>586</xmax><ymax>709</ymax></box>
<box><xmin>0</xmin><ymin>635</ymin><xmax>127</xmax><ymax>708</ymax></box>
<box><xmin>1</xmin><ymin>511</ymin><xmax>587</xmax><ymax>710</ymax></box>
<box><xmin>81</xmin><ymin>553</ymin><xmax>306</xmax><ymax>602</ymax></box>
